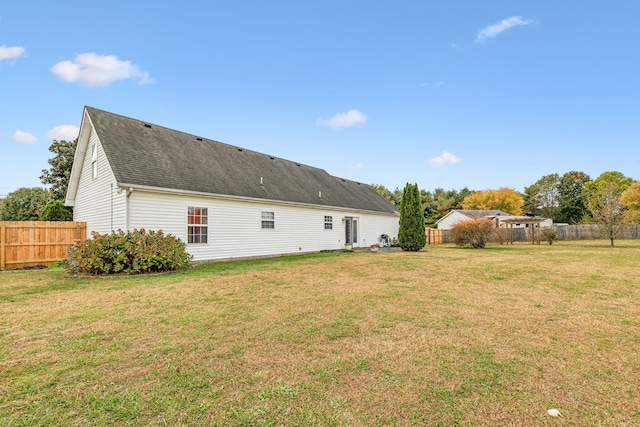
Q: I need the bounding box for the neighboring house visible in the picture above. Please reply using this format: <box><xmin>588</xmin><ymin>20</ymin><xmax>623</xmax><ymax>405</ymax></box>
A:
<box><xmin>65</xmin><ymin>107</ymin><xmax>399</xmax><ymax>261</ymax></box>
<box><xmin>435</xmin><ymin>209</ymin><xmax>552</xmax><ymax>230</ymax></box>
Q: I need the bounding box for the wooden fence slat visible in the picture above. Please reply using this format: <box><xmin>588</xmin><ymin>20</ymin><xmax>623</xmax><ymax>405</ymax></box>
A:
<box><xmin>0</xmin><ymin>221</ymin><xmax>86</xmax><ymax>270</ymax></box>
<box><xmin>426</xmin><ymin>228</ymin><xmax>445</xmax><ymax>244</ymax></box>
<box><xmin>1</xmin><ymin>225</ymin><xmax>5</xmax><ymax>270</ymax></box>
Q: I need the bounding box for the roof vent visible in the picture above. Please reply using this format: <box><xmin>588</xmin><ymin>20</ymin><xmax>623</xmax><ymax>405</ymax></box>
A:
<box><xmin>237</xmin><ymin>148</ymin><xmax>243</xmax><ymax>152</ymax></box>
<box><xmin>270</xmin><ymin>156</ymin><xmax>275</xmax><ymax>160</ymax></box>
<box><xmin>195</xmin><ymin>137</ymin><xmax>203</xmax><ymax>141</ymax></box>
<box><xmin>143</xmin><ymin>123</ymin><xmax>151</xmax><ymax>128</ymax></box>
<box><xmin>319</xmin><ymin>190</ymin><xmax>322</xmax><ymax>198</ymax></box>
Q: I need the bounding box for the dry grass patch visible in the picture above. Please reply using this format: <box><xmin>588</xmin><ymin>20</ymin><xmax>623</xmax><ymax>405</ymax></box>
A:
<box><xmin>1</xmin><ymin>242</ymin><xmax>640</xmax><ymax>425</ymax></box>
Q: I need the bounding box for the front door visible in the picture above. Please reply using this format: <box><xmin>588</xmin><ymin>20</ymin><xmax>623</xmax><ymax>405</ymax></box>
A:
<box><xmin>345</xmin><ymin>217</ymin><xmax>359</xmax><ymax>246</ymax></box>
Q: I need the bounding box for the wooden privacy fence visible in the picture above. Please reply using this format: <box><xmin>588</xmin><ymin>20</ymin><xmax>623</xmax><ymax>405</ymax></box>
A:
<box><xmin>426</xmin><ymin>228</ymin><xmax>446</xmax><ymax>244</ymax></box>
<box><xmin>0</xmin><ymin>221</ymin><xmax>86</xmax><ymax>270</ymax></box>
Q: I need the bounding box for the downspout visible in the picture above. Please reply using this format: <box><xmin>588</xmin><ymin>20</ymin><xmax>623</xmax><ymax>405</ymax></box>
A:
<box><xmin>110</xmin><ymin>183</ymin><xmax>114</xmax><ymax>232</ymax></box>
<box><xmin>125</xmin><ymin>187</ymin><xmax>133</xmax><ymax>231</ymax></box>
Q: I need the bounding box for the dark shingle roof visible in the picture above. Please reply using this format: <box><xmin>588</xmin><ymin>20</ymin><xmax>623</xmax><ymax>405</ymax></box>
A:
<box><xmin>455</xmin><ymin>209</ymin><xmax>511</xmax><ymax>218</ymax></box>
<box><xmin>86</xmin><ymin>107</ymin><xmax>398</xmax><ymax>214</ymax></box>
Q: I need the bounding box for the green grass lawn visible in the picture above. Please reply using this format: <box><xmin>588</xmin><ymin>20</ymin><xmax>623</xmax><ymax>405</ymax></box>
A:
<box><xmin>1</xmin><ymin>241</ymin><xmax>639</xmax><ymax>426</ymax></box>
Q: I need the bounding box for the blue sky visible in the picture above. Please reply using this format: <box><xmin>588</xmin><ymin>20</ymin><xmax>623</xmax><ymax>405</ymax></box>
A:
<box><xmin>1</xmin><ymin>1</ymin><xmax>639</xmax><ymax>198</ymax></box>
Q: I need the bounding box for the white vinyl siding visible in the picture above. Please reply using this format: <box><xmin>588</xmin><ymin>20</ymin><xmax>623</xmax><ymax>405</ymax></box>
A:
<box><xmin>124</xmin><ymin>190</ymin><xmax>399</xmax><ymax>262</ymax></box>
<box><xmin>73</xmin><ymin>126</ymin><xmax>126</xmax><ymax>237</ymax></box>
<box><xmin>436</xmin><ymin>211</ymin><xmax>473</xmax><ymax>230</ymax></box>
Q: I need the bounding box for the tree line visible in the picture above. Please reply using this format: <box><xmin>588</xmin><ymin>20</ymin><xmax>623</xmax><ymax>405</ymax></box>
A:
<box><xmin>374</xmin><ymin>170</ymin><xmax>640</xmax><ymax>247</ymax></box>
<box><xmin>0</xmin><ymin>139</ymin><xmax>76</xmax><ymax>221</ymax></box>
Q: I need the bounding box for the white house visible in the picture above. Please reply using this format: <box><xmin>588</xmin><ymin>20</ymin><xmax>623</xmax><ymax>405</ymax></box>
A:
<box><xmin>65</xmin><ymin>107</ymin><xmax>399</xmax><ymax>262</ymax></box>
<box><xmin>436</xmin><ymin>209</ymin><xmax>552</xmax><ymax>230</ymax></box>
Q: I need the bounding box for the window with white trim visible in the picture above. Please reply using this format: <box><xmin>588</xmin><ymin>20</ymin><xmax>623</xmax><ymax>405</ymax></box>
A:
<box><xmin>324</xmin><ymin>215</ymin><xmax>333</xmax><ymax>230</ymax></box>
<box><xmin>261</xmin><ymin>211</ymin><xmax>275</xmax><ymax>229</ymax></box>
<box><xmin>187</xmin><ymin>207</ymin><xmax>208</xmax><ymax>244</ymax></box>
<box><xmin>91</xmin><ymin>144</ymin><xmax>98</xmax><ymax>179</ymax></box>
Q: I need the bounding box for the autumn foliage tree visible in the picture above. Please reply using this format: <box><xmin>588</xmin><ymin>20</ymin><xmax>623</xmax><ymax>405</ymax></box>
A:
<box><xmin>461</xmin><ymin>187</ymin><xmax>524</xmax><ymax>215</ymax></box>
<box><xmin>620</xmin><ymin>181</ymin><xmax>640</xmax><ymax>223</ymax></box>
<box><xmin>583</xmin><ymin>171</ymin><xmax>633</xmax><ymax>247</ymax></box>
<box><xmin>398</xmin><ymin>183</ymin><xmax>426</xmax><ymax>251</ymax></box>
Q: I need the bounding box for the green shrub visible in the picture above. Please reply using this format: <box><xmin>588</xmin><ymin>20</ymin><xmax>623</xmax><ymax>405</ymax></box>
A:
<box><xmin>67</xmin><ymin>229</ymin><xmax>192</xmax><ymax>275</ymax></box>
<box><xmin>39</xmin><ymin>199</ymin><xmax>73</xmax><ymax>221</ymax></box>
<box><xmin>541</xmin><ymin>227</ymin><xmax>558</xmax><ymax>245</ymax></box>
<box><xmin>450</xmin><ymin>218</ymin><xmax>496</xmax><ymax>248</ymax></box>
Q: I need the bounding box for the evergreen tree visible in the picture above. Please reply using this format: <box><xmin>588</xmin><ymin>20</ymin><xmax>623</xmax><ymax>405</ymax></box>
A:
<box><xmin>39</xmin><ymin>199</ymin><xmax>73</xmax><ymax>221</ymax></box>
<box><xmin>423</xmin><ymin>187</ymin><xmax>474</xmax><ymax>227</ymax></box>
<box><xmin>398</xmin><ymin>183</ymin><xmax>426</xmax><ymax>251</ymax></box>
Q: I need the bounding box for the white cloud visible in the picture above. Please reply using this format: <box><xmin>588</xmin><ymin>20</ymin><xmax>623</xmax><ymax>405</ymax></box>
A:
<box><xmin>47</xmin><ymin>125</ymin><xmax>80</xmax><ymax>141</ymax></box>
<box><xmin>348</xmin><ymin>162</ymin><xmax>364</xmax><ymax>171</ymax></box>
<box><xmin>475</xmin><ymin>16</ymin><xmax>533</xmax><ymax>44</ymax></box>
<box><xmin>316</xmin><ymin>109</ymin><xmax>368</xmax><ymax>129</ymax></box>
<box><xmin>0</xmin><ymin>45</ymin><xmax>26</xmax><ymax>61</ymax></box>
<box><xmin>51</xmin><ymin>52</ymin><xmax>154</xmax><ymax>86</ymax></box>
<box><xmin>12</xmin><ymin>130</ymin><xmax>37</xmax><ymax>144</ymax></box>
<box><xmin>425</xmin><ymin>151</ymin><xmax>461</xmax><ymax>168</ymax></box>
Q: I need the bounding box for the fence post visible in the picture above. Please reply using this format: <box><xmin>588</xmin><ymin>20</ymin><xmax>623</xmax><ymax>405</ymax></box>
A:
<box><xmin>1</xmin><ymin>225</ymin><xmax>5</xmax><ymax>270</ymax></box>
